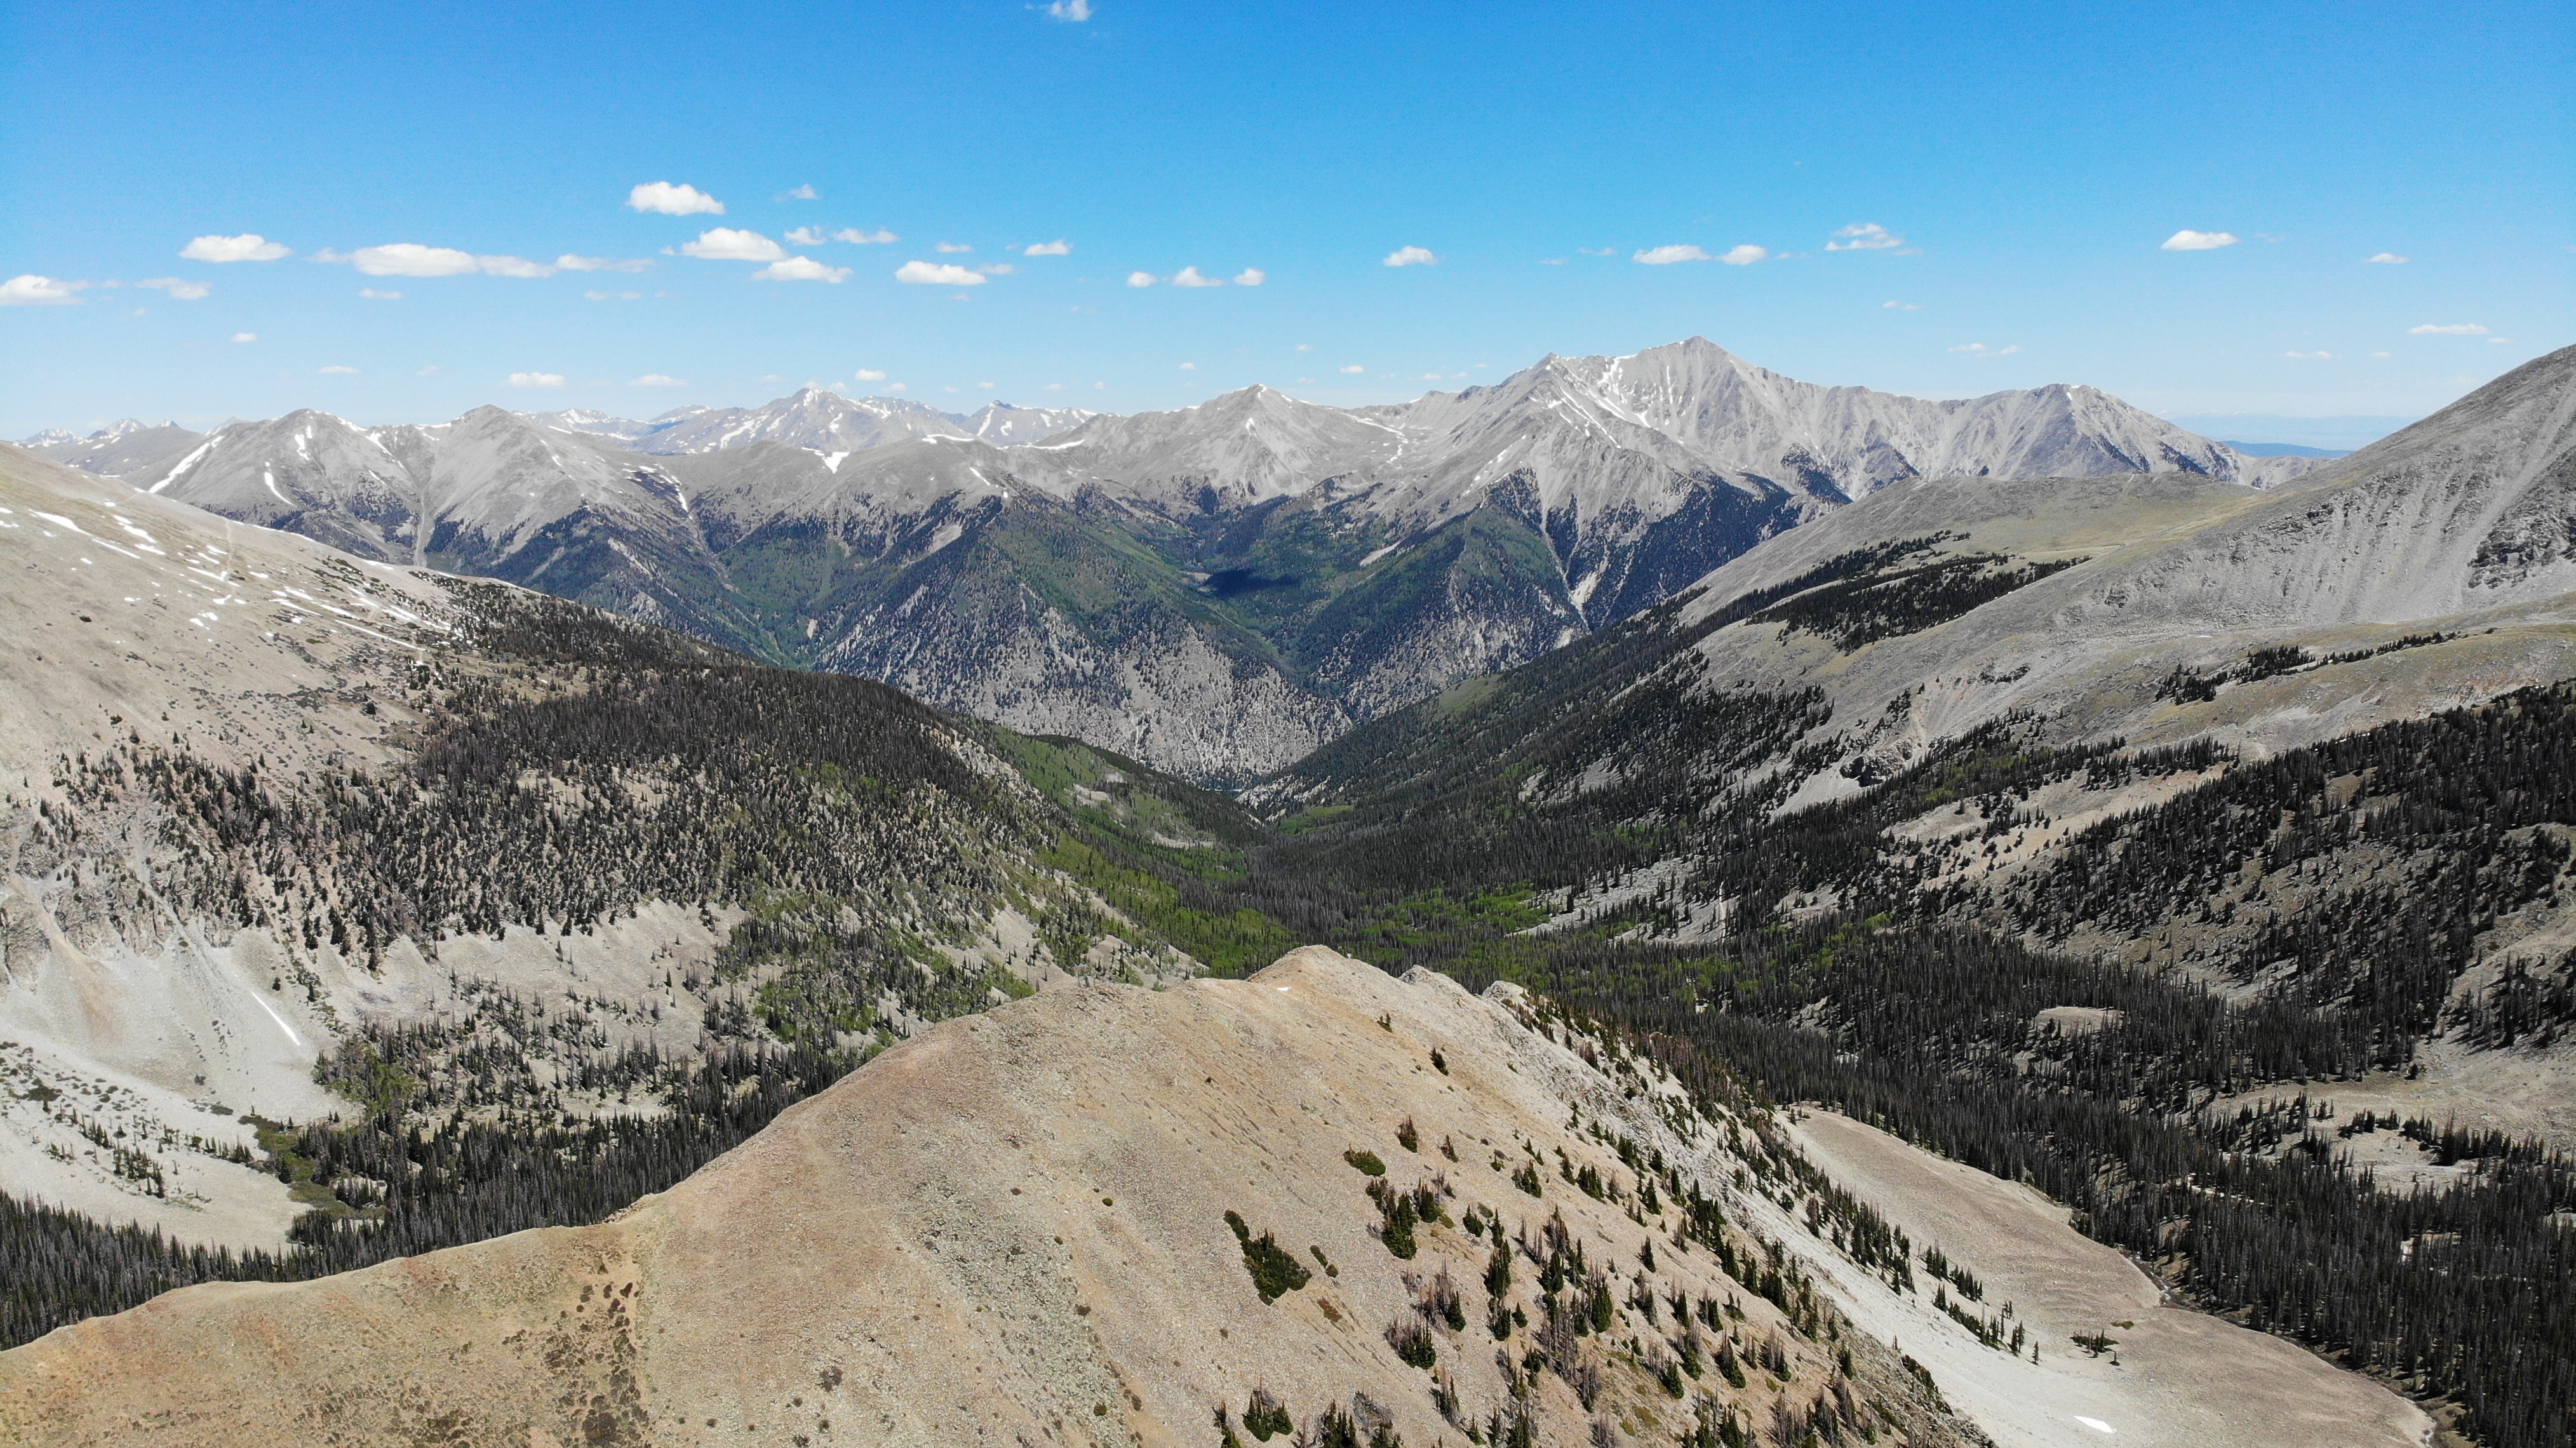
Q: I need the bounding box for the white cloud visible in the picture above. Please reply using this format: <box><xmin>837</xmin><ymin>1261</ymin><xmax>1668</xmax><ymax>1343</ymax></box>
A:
<box><xmin>2370</xmin><ymin>351</ymin><xmax>2392</xmax><ymax>358</ymax></box>
<box><xmin>2410</xmin><ymin>323</ymin><xmax>2488</xmax><ymax>335</ymax></box>
<box><xmin>181</xmin><ymin>233</ymin><xmax>291</xmax><ymax>263</ymax></box>
<box><xmin>1044</xmin><ymin>382</ymin><xmax>1064</xmax><ymax>391</ymax></box>
<box><xmin>1171</xmin><ymin>266</ymin><xmax>1223</xmax><ymax>287</ymax></box>
<box><xmin>633</xmin><ymin>373</ymin><xmax>688</xmax><ymax>387</ymax></box>
<box><xmin>936</xmin><ymin>241</ymin><xmax>974</xmax><ymax>253</ymax></box>
<box><xmin>1383</xmin><ymin>246</ymin><xmax>1439</xmax><ymax>267</ymax></box>
<box><xmin>833</xmin><ymin>228</ymin><xmax>899</xmax><ymax>244</ymax></box>
<box><xmin>137</xmin><ymin>277</ymin><xmax>210</xmax><ymax>300</ymax></box>
<box><xmin>1421</xmin><ymin>372</ymin><xmax>1443</xmax><ymax>380</ymax></box>
<box><xmin>628</xmin><ymin>182</ymin><xmax>725</xmax><ymax>217</ymax></box>
<box><xmin>358</xmin><ymin>287</ymin><xmax>403</xmax><ymax>300</ymax></box>
<box><xmin>2161</xmin><ymin>229</ymin><xmax>2239</xmax><ymax>251</ymax></box>
<box><xmin>584</xmin><ymin>289</ymin><xmax>643</xmax><ymax>300</ymax></box>
<box><xmin>1294</xmin><ymin>344</ymin><xmax>1313</xmax><ymax>351</ymax></box>
<box><xmin>1721</xmin><ymin>245</ymin><xmax>1768</xmax><ymax>265</ymax></box>
<box><xmin>1882</xmin><ymin>300</ymin><xmax>1921</xmax><ymax>310</ymax></box>
<box><xmin>1826</xmin><ymin>222</ymin><xmax>1903</xmax><ymax>251</ymax></box>
<box><xmin>0</xmin><ymin>274</ymin><xmax>85</xmax><ymax>305</ymax></box>
<box><xmin>1338</xmin><ymin>363</ymin><xmax>1365</xmax><ymax>374</ymax></box>
<box><xmin>416</xmin><ymin>365</ymin><xmax>440</xmax><ymax>375</ymax></box>
<box><xmin>887</xmin><ymin>382</ymin><xmax>908</xmax><ymax>392</ymax></box>
<box><xmin>2283</xmin><ymin>350</ymin><xmax>2337</xmax><ymax>359</ymax></box>
<box><xmin>755</xmin><ymin>257</ymin><xmax>852</xmax><ymax>283</ymax></box>
<box><xmin>474</xmin><ymin>254</ymin><xmax>554</xmax><ymax>278</ymax></box>
<box><xmin>1024</xmin><ymin>239</ymin><xmax>1071</xmax><ymax>256</ymax></box>
<box><xmin>978</xmin><ymin>380</ymin><xmax>996</xmax><ymax>389</ymax></box>
<box><xmin>231</xmin><ymin>331</ymin><xmax>257</xmax><ymax>343</ymax></box>
<box><xmin>557</xmin><ymin>253</ymin><xmax>650</xmax><ymax>272</ymax></box>
<box><xmin>681</xmin><ymin>229</ymin><xmax>787</xmax><ymax>262</ymax></box>
<box><xmin>856</xmin><ymin>368</ymin><xmax>888</xmax><ymax>380</ymax></box>
<box><xmin>1093</xmin><ymin>380</ymin><xmax>1106</xmax><ymax>390</ymax></box>
<box><xmin>1233</xmin><ymin>267</ymin><xmax>1266</xmax><ymax>286</ymax></box>
<box><xmin>896</xmin><ymin>260</ymin><xmax>984</xmax><ymax>286</ymax></box>
<box><xmin>979</xmin><ymin>262</ymin><xmax>1016</xmax><ymax>275</ymax></box>
<box><xmin>782</xmin><ymin>184</ymin><xmax>819</xmax><ymax>201</ymax></box>
<box><xmin>508</xmin><ymin>372</ymin><xmax>567</xmax><ymax>389</ymax></box>
<box><xmin>2364</xmin><ymin>252</ymin><xmax>2410</xmax><ymax>264</ymax></box>
<box><xmin>338</xmin><ymin>243</ymin><xmax>476</xmax><ymax>276</ymax></box>
<box><xmin>1634</xmin><ymin>244</ymin><xmax>1712</xmax><ymax>265</ymax></box>
<box><xmin>1179</xmin><ymin>361</ymin><xmax>1197</xmax><ymax>370</ymax></box>
<box><xmin>785</xmin><ymin>227</ymin><xmax>826</xmax><ymax>246</ymax></box>
<box><xmin>319</xmin><ymin>365</ymin><xmax>360</xmax><ymax>375</ymax></box>
<box><xmin>1126</xmin><ymin>271</ymin><xmax>1158</xmax><ymax>288</ymax></box>
<box><xmin>1948</xmin><ymin>342</ymin><xmax>2022</xmax><ymax>357</ymax></box>
<box><xmin>2490</xmin><ymin>337</ymin><xmax>2514</xmax><ymax>344</ymax></box>
<box><xmin>1541</xmin><ymin>258</ymin><xmax>1566</xmax><ymax>265</ymax></box>
<box><xmin>1047</xmin><ymin>0</ymin><xmax>1093</xmax><ymax>19</ymax></box>
<box><xmin>1578</xmin><ymin>246</ymin><xmax>1616</xmax><ymax>256</ymax></box>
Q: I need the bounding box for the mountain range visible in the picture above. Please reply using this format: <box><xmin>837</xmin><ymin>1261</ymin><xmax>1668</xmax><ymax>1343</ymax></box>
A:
<box><xmin>3</xmin><ymin>345</ymin><xmax>2570</xmax><ymax>1447</ymax></box>
<box><xmin>21</xmin><ymin>339</ymin><xmax>2327</xmax><ymax>781</ymax></box>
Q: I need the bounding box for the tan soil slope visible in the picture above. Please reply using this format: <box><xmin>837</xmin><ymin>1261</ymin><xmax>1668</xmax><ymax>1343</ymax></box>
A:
<box><xmin>0</xmin><ymin>948</ymin><xmax>1973</xmax><ymax>1448</ymax></box>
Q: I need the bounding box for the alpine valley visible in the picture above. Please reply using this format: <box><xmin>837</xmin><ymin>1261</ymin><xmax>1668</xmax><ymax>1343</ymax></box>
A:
<box><xmin>4</xmin><ymin>342</ymin><xmax>2573</xmax><ymax>1448</ymax></box>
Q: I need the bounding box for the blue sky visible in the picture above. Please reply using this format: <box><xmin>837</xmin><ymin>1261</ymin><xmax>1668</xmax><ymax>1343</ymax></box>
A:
<box><xmin>3</xmin><ymin>0</ymin><xmax>2567</xmax><ymax>442</ymax></box>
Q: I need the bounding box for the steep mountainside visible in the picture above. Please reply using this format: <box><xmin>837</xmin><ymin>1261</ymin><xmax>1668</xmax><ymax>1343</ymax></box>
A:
<box><xmin>0</xmin><ymin>441</ymin><xmax>1236</xmax><ymax>1256</ymax></box>
<box><xmin>70</xmin><ymin>342</ymin><xmax>2342</xmax><ymax>780</ymax></box>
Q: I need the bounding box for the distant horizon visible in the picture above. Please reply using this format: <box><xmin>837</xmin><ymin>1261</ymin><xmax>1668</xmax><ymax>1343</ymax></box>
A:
<box><xmin>11</xmin><ymin>335</ymin><xmax>2451</xmax><ymax>449</ymax></box>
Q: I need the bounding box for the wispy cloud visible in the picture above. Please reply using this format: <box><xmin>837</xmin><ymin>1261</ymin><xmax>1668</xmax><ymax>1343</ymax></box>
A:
<box><xmin>784</xmin><ymin>227</ymin><xmax>825</xmax><ymax>246</ymax></box>
<box><xmin>633</xmin><ymin>373</ymin><xmax>688</xmax><ymax>386</ymax></box>
<box><xmin>1126</xmin><ymin>271</ymin><xmax>1158</xmax><ymax>288</ymax></box>
<box><xmin>1578</xmin><ymin>246</ymin><xmax>1616</xmax><ymax>256</ymax></box>
<box><xmin>680</xmin><ymin>229</ymin><xmax>787</xmax><ymax>262</ymax></box>
<box><xmin>2283</xmin><ymin>350</ymin><xmax>2336</xmax><ymax>359</ymax></box>
<box><xmin>780</xmin><ymin>184</ymin><xmax>819</xmax><ymax>201</ymax></box>
<box><xmin>935</xmin><ymin>241</ymin><xmax>973</xmax><ymax>254</ymax></box>
<box><xmin>1540</xmin><ymin>258</ymin><xmax>1567</xmax><ymax>265</ymax></box>
<box><xmin>584</xmin><ymin>289</ymin><xmax>643</xmax><ymax>300</ymax></box>
<box><xmin>1882</xmin><ymin>300</ymin><xmax>1920</xmax><ymax>310</ymax></box>
<box><xmin>508</xmin><ymin>372</ymin><xmax>567</xmax><ymax>388</ymax></box>
<box><xmin>181</xmin><ymin>233</ymin><xmax>291</xmax><ymax>263</ymax></box>
<box><xmin>1046</xmin><ymin>0</ymin><xmax>1093</xmax><ymax>20</ymax></box>
<box><xmin>754</xmin><ymin>257</ymin><xmax>851</xmax><ymax>283</ymax></box>
<box><xmin>628</xmin><ymin>182</ymin><xmax>724</xmax><ymax>217</ymax></box>
<box><xmin>1383</xmin><ymin>246</ymin><xmax>1438</xmax><ymax>267</ymax></box>
<box><xmin>319</xmin><ymin>365</ymin><xmax>360</xmax><ymax>375</ymax></box>
<box><xmin>896</xmin><ymin>260</ymin><xmax>984</xmax><ymax>286</ymax></box>
<box><xmin>978</xmin><ymin>262</ymin><xmax>1016</xmax><ymax>276</ymax></box>
<box><xmin>138</xmin><ymin>277</ymin><xmax>210</xmax><ymax>300</ymax></box>
<box><xmin>231</xmin><ymin>331</ymin><xmax>257</xmax><ymax>343</ymax></box>
<box><xmin>1171</xmin><ymin>266</ymin><xmax>1223</xmax><ymax>287</ymax></box>
<box><xmin>1338</xmin><ymin>363</ymin><xmax>1365</xmax><ymax>374</ymax></box>
<box><xmin>321</xmin><ymin>243</ymin><xmax>559</xmax><ymax>278</ymax></box>
<box><xmin>2364</xmin><ymin>252</ymin><xmax>2410</xmax><ymax>264</ymax></box>
<box><xmin>1024</xmin><ymin>239</ymin><xmax>1071</xmax><ymax>256</ymax></box>
<box><xmin>1948</xmin><ymin>342</ymin><xmax>2022</xmax><ymax>357</ymax></box>
<box><xmin>855</xmin><ymin>368</ymin><xmax>887</xmax><ymax>381</ymax></box>
<box><xmin>1233</xmin><ymin>267</ymin><xmax>1265</xmax><ymax>286</ymax></box>
<box><xmin>1634</xmin><ymin>244</ymin><xmax>1711</xmax><ymax>265</ymax></box>
<box><xmin>558</xmin><ymin>253</ymin><xmax>651</xmax><ymax>272</ymax></box>
<box><xmin>2161</xmin><ymin>229</ymin><xmax>2239</xmax><ymax>251</ymax></box>
<box><xmin>2409</xmin><ymin>323</ymin><xmax>2488</xmax><ymax>335</ymax></box>
<box><xmin>358</xmin><ymin>287</ymin><xmax>403</xmax><ymax>300</ymax></box>
<box><xmin>1294</xmin><ymin>343</ymin><xmax>1313</xmax><ymax>351</ymax></box>
<box><xmin>1721</xmin><ymin>245</ymin><xmax>1768</xmax><ymax>265</ymax></box>
<box><xmin>0</xmin><ymin>274</ymin><xmax>88</xmax><ymax>305</ymax></box>
<box><xmin>1178</xmin><ymin>361</ymin><xmax>1197</xmax><ymax>370</ymax></box>
<box><xmin>1825</xmin><ymin>222</ymin><xmax>1904</xmax><ymax>251</ymax></box>
<box><xmin>833</xmin><ymin>228</ymin><xmax>899</xmax><ymax>245</ymax></box>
